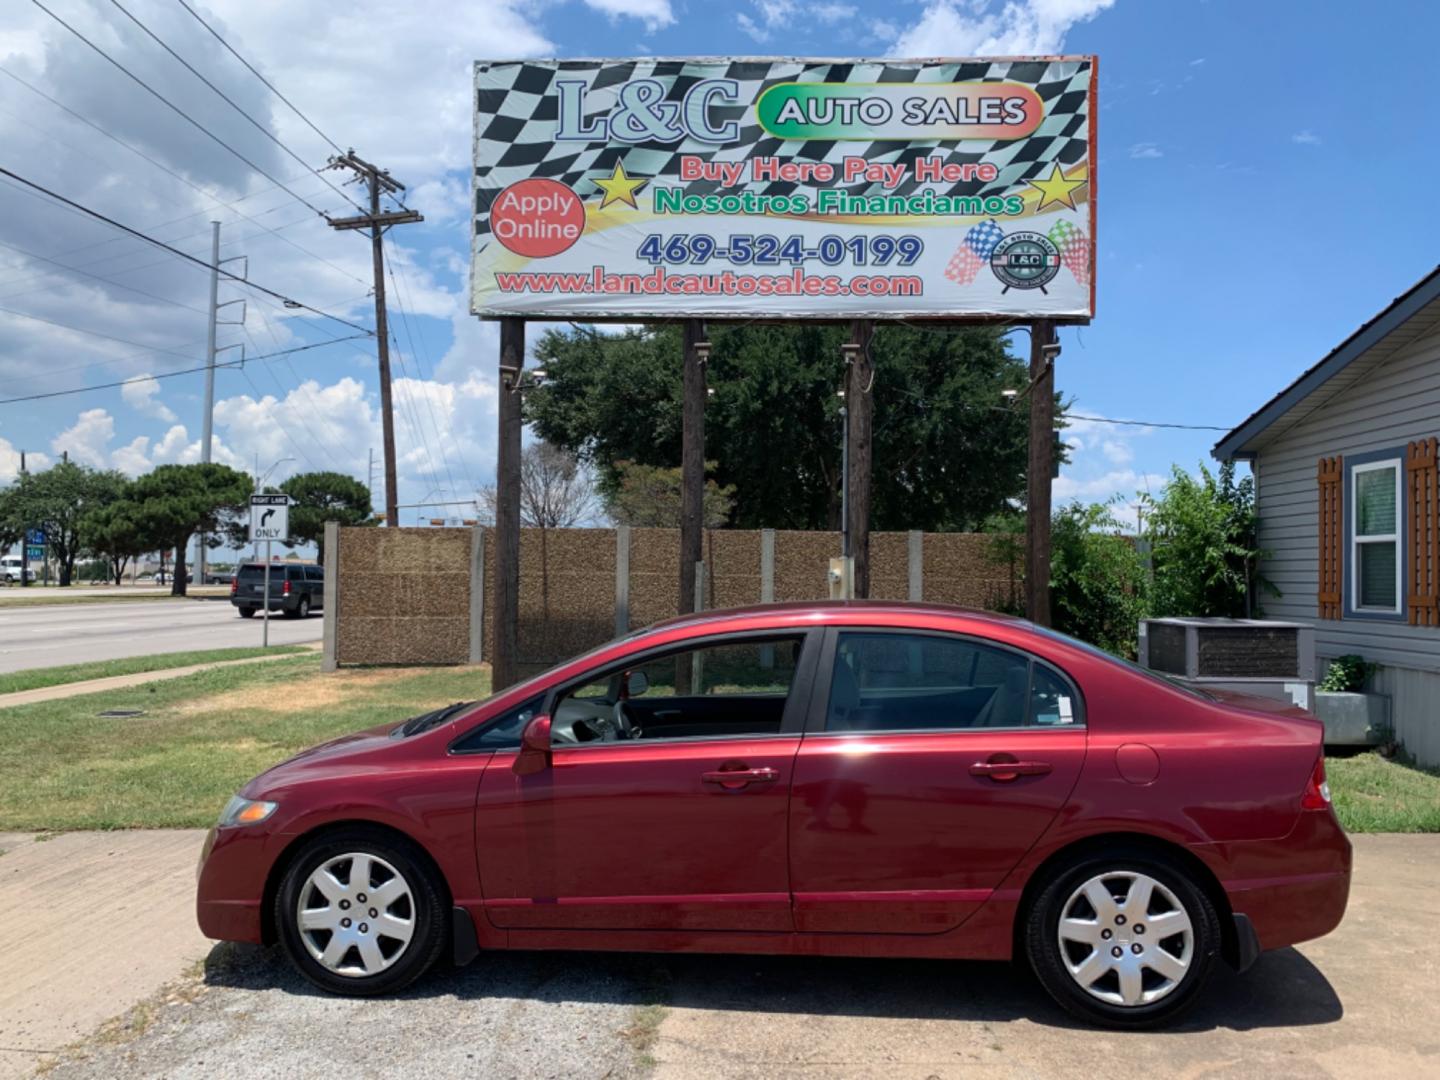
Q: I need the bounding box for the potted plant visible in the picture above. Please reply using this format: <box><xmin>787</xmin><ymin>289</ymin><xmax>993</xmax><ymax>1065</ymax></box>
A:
<box><xmin>1313</xmin><ymin>654</ymin><xmax>1391</xmax><ymax>746</ymax></box>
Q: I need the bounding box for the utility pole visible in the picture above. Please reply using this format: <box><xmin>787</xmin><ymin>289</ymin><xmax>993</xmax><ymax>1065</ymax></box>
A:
<box><xmin>493</xmin><ymin>318</ymin><xmax>524</xmax><ymax>692</ymax></box>
<box><xmin>197</xmin><ymin>221</ymin><xmax>245</xmax><ymax>586</ymax></box>
<box><xmin>844</xmin><ymin>321</ymin><xmax>874</xmax><ymax>599</ymax></box>
<box><xmin>367</xmin><ymin>448</ymin><xmax>376</xmax><ymax>516</ymax></box>
<box><xmin>677</xmin><ymin>321</ymin><xmax>709</xmax><ymax>694</ymax></box>
<box><xmin>327</xmin><ymin>151</ymin><xmax>423</xmax><ymax>529</ymax></box>
<box><xmin>1026</xmin><ymin>320</ymin><xmax>1058</xmax><ymax>626</ymax></box>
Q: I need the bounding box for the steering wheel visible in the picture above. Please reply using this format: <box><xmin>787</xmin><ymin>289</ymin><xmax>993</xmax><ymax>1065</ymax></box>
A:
<box><xmin>607</xmin><ymin>700</ymin><xmax>639</xmax><ymax>742</ymax></box>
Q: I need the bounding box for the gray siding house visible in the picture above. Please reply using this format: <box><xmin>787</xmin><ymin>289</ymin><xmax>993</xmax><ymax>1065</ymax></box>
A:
<box><xmin>1215</xmin><ymin>265</ymin><xmax>1440</xmax><ymax>766</ymax></box>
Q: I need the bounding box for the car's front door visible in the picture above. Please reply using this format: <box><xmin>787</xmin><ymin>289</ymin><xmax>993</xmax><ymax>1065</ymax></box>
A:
<box><xmin>788</xmin><ymin>628</ymin><xmax>1087</xmax><ymax>934</ymax></box>
<box><xmin>474</xmin><ymin>630</ymin><xmax>819</xmax><ymax>933</ymax></box>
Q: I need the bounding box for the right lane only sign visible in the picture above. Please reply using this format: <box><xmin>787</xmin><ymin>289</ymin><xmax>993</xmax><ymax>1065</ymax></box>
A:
<box><xmin>249</xmin><ymin>494</ymin><xmax>290</xmax><ymax>543</ymax></box>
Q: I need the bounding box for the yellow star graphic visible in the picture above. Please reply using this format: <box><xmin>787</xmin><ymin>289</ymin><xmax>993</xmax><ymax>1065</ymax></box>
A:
<box><xmin>591</xmin><ymin>161</ymin><xmax>648</xmax><ymax>210</ymax></box>
<box><xmin>1025</xmin><ymin>163</ymin><xmax>1087</xmax><ymax>212</ymax></box>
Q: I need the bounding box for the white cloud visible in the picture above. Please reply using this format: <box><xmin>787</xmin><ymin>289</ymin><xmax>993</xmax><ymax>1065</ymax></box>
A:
<box><xmin>0</xmin><ymin>436</ymin><xmax>50</xmax><ymax>483</ymax></box>
<box><xmin>813</xmin><ymin>2</ymin><xmax>858</xmax><ymax>22</ymax></box>
<box><xmin>893</xmin><ymin>0</ymin><xmax>1115</xmax><ymax>56</ymax></box>
<box><xmin>1291</xmin><ymin>129</ymin><xmax>1322</xmax><ymax>146</ymax></box>
<box><xmin>1129</xmin><ymin>142</ymin><xmax>1163</xmax><ymax>159</ymax></box>
<box><xmin>51</xmin><ymin>408</ymin><xmax>116</xmax><ymax>469</ymax></box>
<box><xmin>736</xmin><ymin>12</ymin><xmax>769</xmax><ymax>42</ymax></box>
<box><xmin>120</xmin><ymin>373</ymin><xmax>177</xmax><ymax>422</ymax></box>
<box><xmin>582</xmin><ymin>0</ymin><xmax>675</xmax><ymax>29</ymax></box>
<box><xmin>870</xmin><ymin>18</ymin><xmax>900</xmax><ymax>41</ymax></box>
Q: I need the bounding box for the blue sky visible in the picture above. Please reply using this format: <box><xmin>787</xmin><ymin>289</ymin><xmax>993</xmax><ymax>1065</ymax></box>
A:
<box><xmin>2</xmin><ymin>0</ymin><xmax>1438</xmax><ymax>534</ymax></box>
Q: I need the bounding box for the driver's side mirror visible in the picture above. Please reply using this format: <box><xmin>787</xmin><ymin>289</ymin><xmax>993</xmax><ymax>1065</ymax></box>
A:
<box><xmin>625</xmin><ymin>671</ymin><xmax>649</xmax><ymax>697</ymax></box>
<box><xmin>513</xmin><ymin>714</ymin><xmax>552</xmax><ymax>776</ymax></box>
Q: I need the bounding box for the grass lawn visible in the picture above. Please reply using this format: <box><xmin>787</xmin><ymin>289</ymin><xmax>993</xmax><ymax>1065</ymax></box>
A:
<box><xmin>0</xmin><ymin>655</ymin><xmax>491</xmax><ymax>831</ymax></box>
<box><xmin>0</xmin><ymin>589</ymin><xmax>228</xmax><ymax>607</ymax></box>
<box><xmin>0</xmin><ymin>645</ymin><xmax>311</xmax><ymax>695</ymax></box>
<box><xmin>1328</xmin><ymin>750</ymin><xmax>1440</xmax><ymax>833</ymax></box>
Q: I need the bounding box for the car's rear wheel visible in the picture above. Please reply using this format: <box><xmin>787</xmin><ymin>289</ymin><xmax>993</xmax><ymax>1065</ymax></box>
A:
<box><xmin>275</xmin><ymin>829</ymin><xmax>447</xmax><ymax>996</ymax></box>
<box><xmin>297</xmin><ymin>595</ymin><xmax>311</xmax><ymax>619</ymax></box>
<box><xmin>1025</xmin><ymin>851</ymin><xmax>1220</xmax><ymax>1028</ymax></box>
<box><xmin>237</xmin><ymin>607</ymin><xmax>255</xmax><ymax>618</ymax></box>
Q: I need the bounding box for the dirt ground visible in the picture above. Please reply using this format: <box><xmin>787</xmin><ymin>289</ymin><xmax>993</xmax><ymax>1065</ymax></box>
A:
<box><xmin>11</xmin><ymin>834</ymin><xmax>1440</xmax><ymax>1079</ymax></box>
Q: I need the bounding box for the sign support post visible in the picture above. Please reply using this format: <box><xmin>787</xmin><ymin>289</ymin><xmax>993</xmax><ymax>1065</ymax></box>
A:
<box><xmin>263</xmin><ymin>541</ymin><xmax>271</xmax><ymax>647</ymax></box>
<box><xmin>1026</xmin><ymin>320</ymin><xmax>1058</xmax><ymax>627</ymax></box>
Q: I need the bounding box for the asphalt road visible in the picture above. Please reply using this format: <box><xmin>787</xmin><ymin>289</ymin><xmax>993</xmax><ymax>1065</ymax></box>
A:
<box><xmin>0</xmin><ymin>599</ymin><xmax>322</xmax><ymax>674</ymax></box>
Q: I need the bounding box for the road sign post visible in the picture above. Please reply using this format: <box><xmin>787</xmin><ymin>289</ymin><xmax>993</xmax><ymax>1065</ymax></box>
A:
<box><xmin>249</xmin><ymin>495</ymin><xmax>290</xmax><ymax>648</ymax></box>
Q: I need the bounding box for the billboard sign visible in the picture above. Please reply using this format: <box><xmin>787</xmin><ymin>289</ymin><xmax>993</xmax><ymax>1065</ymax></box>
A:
<box><xmin>471</xmin><ymin>57</ymin><xmax>1095</xmax><ymax>321</ymax></box>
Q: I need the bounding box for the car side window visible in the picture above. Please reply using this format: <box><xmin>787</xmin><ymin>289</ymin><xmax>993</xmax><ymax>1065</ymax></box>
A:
<box><xmin>551</xmin><ymin>636</ymin><xmax>804</xmax><ymax>744</ymax></box>
<box><xmin>306</xmin><ymin>566</ymin><xmax>323</xmax><ymax>582</ymax></box>
<box><xmin>452</xmin><ymin>695</ymin><xmax>545</xmax><ymax>753</ymax></box>
<box><xmin>826</xmin><ymin>632</ymin><xmax>1074</xmax><ymax>732</ymax></box>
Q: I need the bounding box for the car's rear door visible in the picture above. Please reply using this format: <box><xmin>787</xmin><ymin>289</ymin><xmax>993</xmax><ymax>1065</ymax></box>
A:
<box><xmin>788</xmin><ymin>627</ymin><xmax>1087</xmax><ymax>934</ymax></box>
<box><xmin>473</xmin><ymin>629</ymin><xmax>821</xmax><ymax>933</ymax></box>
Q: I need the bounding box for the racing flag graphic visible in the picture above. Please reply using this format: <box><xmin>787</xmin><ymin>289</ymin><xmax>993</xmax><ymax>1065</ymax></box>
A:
<box><xmin>1046</xmin><ymin>219</ymin><xmax>1092</xmax><ymax>285</ymax></box>
<box><xmin>945</xmin><ymin>220</ymin><xmax>1006</xmax><ymax>286</ymax></box>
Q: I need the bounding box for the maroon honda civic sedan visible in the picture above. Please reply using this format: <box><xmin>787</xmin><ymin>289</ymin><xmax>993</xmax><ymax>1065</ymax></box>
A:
<box><xmin>196</xmin><ymin>602</ymin><xmax>1350</xmax><ymax>1027</ymax></box>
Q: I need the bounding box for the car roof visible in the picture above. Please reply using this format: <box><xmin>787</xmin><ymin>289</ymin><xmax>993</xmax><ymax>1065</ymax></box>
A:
<box><xmin>643</xmin><ymin>599</ymin><xmax>1028</xmax><ymax>635</ymax></box>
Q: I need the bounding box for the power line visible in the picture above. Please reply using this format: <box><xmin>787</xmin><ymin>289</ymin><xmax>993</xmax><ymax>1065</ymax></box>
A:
<box><xmin>0</xmin><ymin>165</ymin><xmax>374</xmax><ymax>335</ymax></box>
<box><xmin>0</xmin><ymin>236</ymin><xmax>206</xmax><ymax>314</ymax></box>
<box><xmin>170</xmin><ymin>0</ymin><xmax>344</xmax><ymax>156</ymax></box>
<box><xmin>106</xmin><ymin>0</ymin><xmax>363</xmax><ymax>216</ymax></box>
<box><xmin>1059</xmin><ymin>412</ymin><xmax>1231</xmax><ymax>433</ymax></box>
<box><xmin>0</xmin><ymin>335</ymin><xmax>369</xmax><ymax>406</ymax></box>
<box><xmin>27</xmin><ymin>0</ymin><xmax>332</xmax><ymax>221</ymax></box>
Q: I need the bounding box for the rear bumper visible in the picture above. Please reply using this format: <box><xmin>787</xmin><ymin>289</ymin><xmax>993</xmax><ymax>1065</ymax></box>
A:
<box><xmin>1211</xmin><ymin>810</ymin><xmax>1352</xmax><ymax>953</ymax></box>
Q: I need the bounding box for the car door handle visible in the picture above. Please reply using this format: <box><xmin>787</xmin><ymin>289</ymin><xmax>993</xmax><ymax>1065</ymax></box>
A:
<box><xmin>969</xmin><ymin>760</ymin><xmax>1052</xmax><ymax>781</ymax></box>
<box><xmin>701</xmin><ymin>767</ymin><xmax>779</xmax><ymax>789</ymax></box>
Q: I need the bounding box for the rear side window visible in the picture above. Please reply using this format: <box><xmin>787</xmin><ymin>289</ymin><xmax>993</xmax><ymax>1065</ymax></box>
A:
<box><xmin>826</xmin><ymin>632</ymin><xmax>1081</xmax><ymax>732</ymax></box>
<box><xmin>306</xmin><ymin>566</ymin><xmax>324</xmax><ymax>582</ymax></box>
<box><xmin>237</xmin><ymin>565</ymin><xmax>265</xmax><ymax>582</ymax></box>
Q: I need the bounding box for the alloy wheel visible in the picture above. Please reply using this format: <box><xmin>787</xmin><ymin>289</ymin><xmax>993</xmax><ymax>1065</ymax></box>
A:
<box><xmin>296</xmin><ymin>853</ymin><xmax>416</xmax><ymax>977</ymax></box>
<box><xmin>1056</xmin><ymin>870</ymin><xmax>1194</xmax><ymax>1007</ymax></box>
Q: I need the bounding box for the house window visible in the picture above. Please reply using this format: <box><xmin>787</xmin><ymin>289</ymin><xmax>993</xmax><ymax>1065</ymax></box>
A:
<box><xmin>1351</xmin><ymin>458</ymin><xmax>1401</xmax><ymax>613</ymax></box>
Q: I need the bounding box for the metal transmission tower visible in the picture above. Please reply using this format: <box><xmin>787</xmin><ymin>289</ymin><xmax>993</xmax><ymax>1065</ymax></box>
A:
<box><xmin>198</xmin><ymin>220</ymin><xmax>246</xmax><ymax>585</ymax></box>
<box><xmin>326</xmin><ymin>151</ymin><xmax>423</xmax><ymax>527</ymax></box>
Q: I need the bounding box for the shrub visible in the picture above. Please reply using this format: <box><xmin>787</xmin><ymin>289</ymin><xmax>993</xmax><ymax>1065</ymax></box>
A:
<box><xmin>1319</xmin><ymin>654</ymin><xmax>1378</xmax><ymax>693</ymax></box>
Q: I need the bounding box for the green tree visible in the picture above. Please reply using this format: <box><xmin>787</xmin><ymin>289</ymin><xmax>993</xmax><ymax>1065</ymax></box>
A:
<box><xmin>279</xmin><ymin>471</ymin><xmax>373</xmax><ymax>564</ymax></box>
<box><xmin>127</xmin><ymin>464</ymin><xmax>252</xmax><ymax>595</ymax></box>
<box><xmin>81</xmin><ymin>485</ymin><xmax>150</xmax><ymax>585</ymax></box>
<box><xmin>0</xmin><ymin>462</ymin><xmax>126</xmax><ymax>585</ymax></box>
<box><xmin>1050</xmin><ymin>501</ymin><xmax>1151</xmax><ymax>657</ymax></box>
<box><xmin>605</xmin><ymin>460</ymin><xmax>735</xmax><ymax>528</ymax></box>
<box><xmin>526</xmin><ymin>323</ymin><xmax>1039</xmax><ymax>530</ymax></box>
<box><xmin>1141</xmin><ymin>461</ymin><xmax>1273</xmax><ymax>618</ymax></box>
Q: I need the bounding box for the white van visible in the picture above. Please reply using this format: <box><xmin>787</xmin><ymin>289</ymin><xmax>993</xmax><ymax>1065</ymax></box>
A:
<box><xmin>1</xmin><ymin>555</ymin><xmax>37</xmax><ymax>584</ymax></box>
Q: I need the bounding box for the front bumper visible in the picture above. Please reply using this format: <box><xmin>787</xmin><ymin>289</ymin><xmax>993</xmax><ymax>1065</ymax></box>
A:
<box><xmin>195</xmin><ymin>826</ymin><xmax>275</xmax><ymax>944</ymax></box>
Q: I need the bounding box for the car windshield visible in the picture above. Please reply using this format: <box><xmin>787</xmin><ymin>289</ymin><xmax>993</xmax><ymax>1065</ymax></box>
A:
<box><xmin>236</xmin><ymin>565</ymin><xmax>268</xmax><ymax>582</ymax></box>
<box><xmin>1026</xmin><ymin>623</ymin><xmax>1215</xmax><ymax>701</ymax></box>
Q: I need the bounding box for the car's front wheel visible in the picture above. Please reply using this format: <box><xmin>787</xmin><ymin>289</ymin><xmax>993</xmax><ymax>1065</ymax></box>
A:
<box><xmin>237</xmin><ymin>607</ymin><xmax>255</xmax><ymax>618</ymax></box>
<box><xmin>1025</xmin><ymin>851</ymin><xmax>1220</xmax><ymax>1028</ymax></box>
<box><xmin>275</xmin><ymin>829</ymin><xmax>447</xmax><ymax>996</ymax></box>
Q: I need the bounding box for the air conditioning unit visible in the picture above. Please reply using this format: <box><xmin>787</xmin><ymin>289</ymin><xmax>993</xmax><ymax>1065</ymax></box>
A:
<box><xmin>1137</xmin><ymin>618</ymin><xmax>1316</xmax><ymax>709</ymax></box>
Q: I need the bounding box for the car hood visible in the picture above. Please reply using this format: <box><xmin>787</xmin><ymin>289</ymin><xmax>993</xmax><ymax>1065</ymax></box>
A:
<box><xmin>243</xmin><ymin>720</ymin><xmax>423</xmax><ymax>796</ymax></box>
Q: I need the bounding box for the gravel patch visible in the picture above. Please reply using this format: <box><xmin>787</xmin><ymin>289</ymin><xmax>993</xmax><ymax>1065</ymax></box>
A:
<box><xmin>46</xmin><ymin>942</ymin><xmax>667</xmax><ymax>1080</ymax></box>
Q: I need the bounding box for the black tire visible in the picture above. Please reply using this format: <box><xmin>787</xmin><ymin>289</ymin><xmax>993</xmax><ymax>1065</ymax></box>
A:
<box><xmin>297</xmin><ymin>595</ymin><xmax>311</xmax><ymax>619</ymax></box>
<box><xmin>274</xmin><ymin>827</ymin><xmax>448</xmax><ymax>997</ymax></box>
<box><xmin>1024</xmin><ymin>849</ymin><xmax>1221</xmax><ymax>1029</ymax></box>
<box><xmin>238</xmin><ymin>607</ymin><xmax>256</xmax><ymax>618</ymax></box>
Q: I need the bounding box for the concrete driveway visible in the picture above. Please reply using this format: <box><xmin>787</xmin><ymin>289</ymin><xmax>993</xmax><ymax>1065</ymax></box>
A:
<box><xmin>21</xmin><ymin>835</ymin><xmax>1440</xmax><ymax>1079</ymax></box>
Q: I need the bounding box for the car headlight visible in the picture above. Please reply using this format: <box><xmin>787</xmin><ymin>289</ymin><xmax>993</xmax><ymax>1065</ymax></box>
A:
<box><xmin>218</xmin><ymin>795</ymin><xmax>278</xmax><ymax>827</ymax></box>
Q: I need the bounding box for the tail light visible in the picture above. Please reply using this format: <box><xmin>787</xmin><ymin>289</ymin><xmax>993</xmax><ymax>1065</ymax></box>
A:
<box><xmin>230</xmin><ymin>578</ymin><xmax>238</xmax><ymax>596</ymax></box>
<box><xmin>1301</xmin><ymin>757</ymin><xmax>1331</xmax><ymax>810</ymax></box>
<box><xmin>282</xmin><ymin>578</ymin><xmax>291</xmax><ymax>596</ymax></box>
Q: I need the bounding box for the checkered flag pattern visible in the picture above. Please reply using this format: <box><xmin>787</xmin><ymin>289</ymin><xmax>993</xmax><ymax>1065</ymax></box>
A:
<box><xmin>473</xmin><ymin>58</ymin><xmax>1092</xmax><ymax>248</ymax></box>
<box><xmin>1047</xmin><ymin>219</ymin><xmax>1092</xmax><ymax>285</ymax></box>
<box><xmin>945</xmin><ymin>220</ymin><xmax>1006</xmax><ymax>286</ymax></box>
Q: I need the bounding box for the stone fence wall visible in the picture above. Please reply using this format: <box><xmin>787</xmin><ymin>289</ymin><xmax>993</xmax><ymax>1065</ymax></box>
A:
<box><xmin>325</xmin><ymin>525</ymin><xmax>1017</xmax><ymax>670</ymax></box>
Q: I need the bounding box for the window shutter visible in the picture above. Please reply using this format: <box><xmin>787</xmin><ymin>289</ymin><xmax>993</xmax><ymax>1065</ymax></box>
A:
<box><xmin>1407</xmin><ymin>438</ymin><xmax>1439</xmax><ymax>626</ymax></box>
<box><xmin>1317</xmin><ymin>456</ymin><xmax>1343</xmax><ymax>620</ymax></box>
